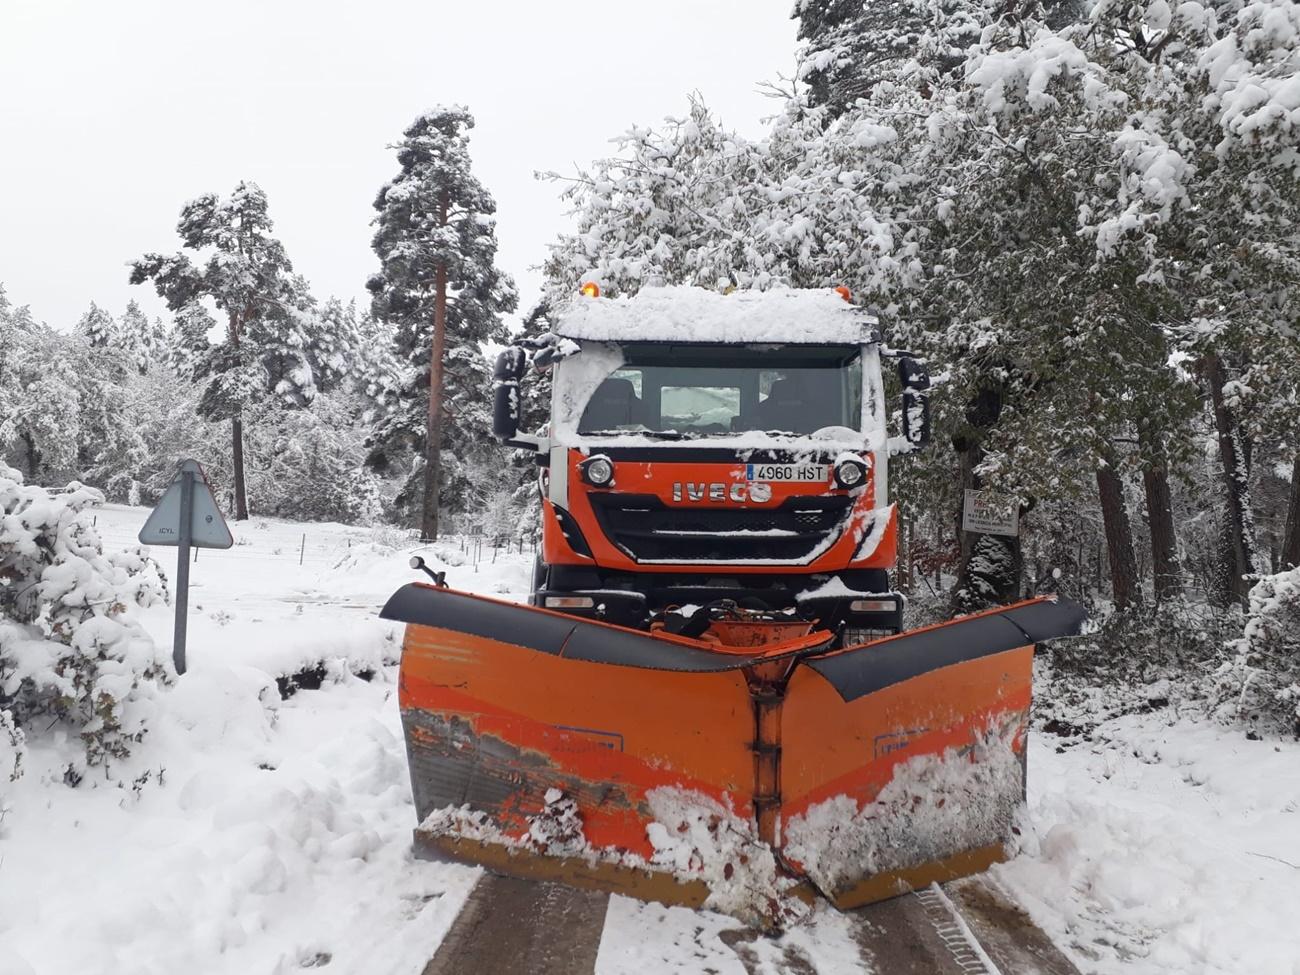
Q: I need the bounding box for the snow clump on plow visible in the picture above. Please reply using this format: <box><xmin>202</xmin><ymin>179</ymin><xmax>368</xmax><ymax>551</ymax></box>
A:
<box><xmin>419</xmin><ymin>786</ymin><xmax>809</xmax><ymax>927</ymax></box>
<box><xmin>784</xmin><ymin>722</ymin><xmax>1024</xmax><ymax>896</ymax></box>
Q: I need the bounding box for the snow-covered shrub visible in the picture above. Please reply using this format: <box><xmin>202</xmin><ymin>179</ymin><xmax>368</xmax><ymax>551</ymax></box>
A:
<box><xmin>1</xmin><ymin>707</ymin><xmax>23</xmax><ymax>805</ymax></box>
<box><xmin>0</xmin><ymin>463</ymin><xmax>169</xmax><ymax>772</ymax></box>
<box><xmin>1215</xmin><ymin>567</ymin><xmax>1300</xmax><ymax>735</ymax></box>
<box><xmin>1046</xmin><ymin>600</ymin><xmax>1236</xmax><ymax>691</ymax></box>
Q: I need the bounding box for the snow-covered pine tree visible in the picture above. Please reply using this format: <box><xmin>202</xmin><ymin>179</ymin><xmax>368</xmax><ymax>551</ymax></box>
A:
<box><xmin>130</xmin><ymin>181</ymin><xmax>319</xmax><ymax>519</ymax></box>
<box><xmin>1076</xmin><ymin>0</ymin><xmax>1300</xmax><ymax>605</ymax></box>
<box><xmin>117</xmin><ymin>300</ymin><xmax>164</xmax><ymax>374</ymax></box>
<box><xmin>167</xmin><ymin>302</ymin><xmax>215</xmax><ymax>381</ymax></box>
<box><xmin>794</xmin><ymin>0</ymin><xmax>936</xmax><ymax>116</ymax></box>
<box><xmin>516</xmin><ymin>299</ymin><xmax>556</xmax><ymax>436</ymax></box>
<box><xmin>310</xmin><ymin>297</ymin><xmax>363</xmax><ymax>394</ymax></box>
<box><xmin>74</xmin><ymin>302</ymin><xmax>116</xmax><ymax>349</ymax></box>
<box><xmin>794</xmin><ymin>0</ymin><xmax>1090</xmax><ymax>118</ymax></box>
<box><xmin>503</xmin><ymin>299</ymin><xmax>559</xmax><ymax>538</ymax></box>
<box><xmin>367</xmin><ymin>106</ymin><xmax>518</xmax><ymax>537</ymax></box>
<box><xmin>543</xmin><ymin>96</ymin><xmax>770</xmax><ymax>299</ymax></box>
<box><xmin>0</xmin><ymin>301</ymin><xmax>82</xmax><ymax>484</ymax></box>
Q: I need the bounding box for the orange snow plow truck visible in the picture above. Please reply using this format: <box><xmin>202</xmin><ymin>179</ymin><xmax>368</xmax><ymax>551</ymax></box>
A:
<box><xmin>381</xmin><ymin>286</ymin><xmax>1085</xmax><ymax>925</ymax></box>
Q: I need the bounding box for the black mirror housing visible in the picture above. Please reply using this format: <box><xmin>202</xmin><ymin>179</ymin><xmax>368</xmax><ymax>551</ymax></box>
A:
<box><xmin>898</xmin><ymin>356</ymin><xmax>931</xmax><ymax>448</ymax></box>
<box><xmin>491</xmin><ymin>346</ymin><xmax>528</xmax><ymax>442</ymax></box>
<box><xmin>494</xmin><ymin>346</ymin><xmax>527</xmax><ymax>382</ymax></box>
<box><xmin>493</xmin><ymin>382</ymin><xmax>520</xmax><ymax>441</ymax></box>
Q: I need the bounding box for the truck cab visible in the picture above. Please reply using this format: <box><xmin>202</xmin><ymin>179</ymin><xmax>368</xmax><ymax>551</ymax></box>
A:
<box><xmin>493</xmin><ymin>286</ymin><xmax>930</xmax><ymax>644</ymax></box>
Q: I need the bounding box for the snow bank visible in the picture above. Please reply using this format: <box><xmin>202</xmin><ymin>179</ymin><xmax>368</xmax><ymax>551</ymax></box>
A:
<box><xmin>0</xmin><ymin>503</ymin><xmax>532</xmax><ymax>974</ymax></box>
<box><xmin>0</xmin><ymin>654</ymin><xmax>482</xmax><ymax>975</ymax></box>
<box><xmin>554</xmin><ymin>286</ymin><xmax>878</xmax><ymax>345</ymax></box>
<box><xmin>998</xmin><ymin>713</ymin><xmax>1300</xmax><ymax>975</ymax></box>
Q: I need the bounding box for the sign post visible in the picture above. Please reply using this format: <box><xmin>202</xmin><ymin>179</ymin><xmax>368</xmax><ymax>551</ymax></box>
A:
<box><xmin>138</xmin><ymin>460</ymin><xmax>233</xmax><ymax>674</ymax></box>
<box><xmin>961</xmin><ymin>489</ymin><xmax>1020</xmax><ymax>537</ymax></box>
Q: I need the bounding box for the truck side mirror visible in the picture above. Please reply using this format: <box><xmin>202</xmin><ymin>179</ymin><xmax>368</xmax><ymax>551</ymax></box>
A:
<box><xmin>492</xmin><ymin>346</ymin><xmax>527</xmax><ymax>442</ymax></box>
<box><xmin>898</xmin><ymin>356</ymin><xmax>931</xmax><ymax>448</ymax></box>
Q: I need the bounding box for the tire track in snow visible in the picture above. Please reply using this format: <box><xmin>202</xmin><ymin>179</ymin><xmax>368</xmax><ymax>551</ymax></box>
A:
<box><xmin>421</xmin><ymin>872</ymin><xmax>609</xmax><ymax>975</ymax></box>
<box><xmin>420</xmin><ymin>872</ymin><xmax>1081</xmax><ymax>974</ymax></box>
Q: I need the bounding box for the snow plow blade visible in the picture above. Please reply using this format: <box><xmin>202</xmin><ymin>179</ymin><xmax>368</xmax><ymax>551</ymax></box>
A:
<box><xmin>383</xmin><ymin>585</ymin><xmax>1085</xmax><ymax>923</ymax></box>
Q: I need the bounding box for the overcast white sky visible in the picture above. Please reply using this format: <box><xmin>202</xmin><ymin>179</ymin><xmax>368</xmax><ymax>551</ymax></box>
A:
<box><xmin>0</xmin><ymin>0</ymin><xmax>798</xmax><ymax>331</ymax></box>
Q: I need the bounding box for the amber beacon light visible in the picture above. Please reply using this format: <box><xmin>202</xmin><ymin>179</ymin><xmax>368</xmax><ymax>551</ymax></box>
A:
<box><xmin>580</xmin><ymin>281</ymin><xmax>601</xmax><ymax>298</ymax></box>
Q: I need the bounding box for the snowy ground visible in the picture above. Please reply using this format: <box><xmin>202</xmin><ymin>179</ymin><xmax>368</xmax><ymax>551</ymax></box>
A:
<box><xmin>1</xmin><ymin>504</ymin><xmax>1297</xmax><ymax>974</ymax></box>
<box><xmin>1001</xmin><ymin>713</ymin><xmax>1300</xmax><ymax>975</ymax></box>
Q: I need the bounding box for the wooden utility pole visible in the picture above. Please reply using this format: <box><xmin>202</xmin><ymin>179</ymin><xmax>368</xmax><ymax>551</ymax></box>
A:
<box><xmin>421</xmin><ymin>190</ymin><xmax>451</xmax><ymax>541</ymax></box>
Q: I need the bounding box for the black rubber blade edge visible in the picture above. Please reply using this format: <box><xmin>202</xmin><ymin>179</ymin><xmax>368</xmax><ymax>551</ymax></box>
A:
<box><xmin>806</xmin><ymin>597</ymin><xmax>1088</xmax><ymax>702</ymax></box>
<box><xmin>380</xmin><ymin>583</ymin><xmax>830</xmax><ymax>673</ymax></box>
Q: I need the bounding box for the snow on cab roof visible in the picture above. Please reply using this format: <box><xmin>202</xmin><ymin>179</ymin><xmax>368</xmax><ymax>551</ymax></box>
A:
<box><xmin>554</xmin><ymin>286</ymin><xmax>879</xmax><ymax>345</ymax></box>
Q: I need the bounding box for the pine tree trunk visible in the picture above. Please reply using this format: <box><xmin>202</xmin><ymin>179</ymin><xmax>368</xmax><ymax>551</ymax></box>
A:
<box><xmin>232</xmin><ymin>415</ymin><xmax>248</xmax><ymax>520</ymax></box>
<box><xmin>953</xmin><ymin>387</ymin><xmax>1021</xmax><ymax>611</ymax></box>
<box><xmin>20</xmin><ymin>431</ymin><xmax>40</xmax><ymax>481</ymax></box>
<box><xmin>1203</xmin><ymin>352</ymin><xmax>1256</xmax><ymax>604</ymax></box>
<box><xmin>228</xmin><ymin>310</ymin><xmax>249</xmax><ymax>521</ymax></box>
<box><xmin>1138</xmin><ymin>428</ymin><xmax>1181</xmax><ymax>603</ymax></box>
<box><xmin>1283</xmin><ymin>453</ymin><xmax>1300</xmax><ymax>570</ymax></box>
<box><xmin>1097</xmin><ymin>451</ymin><xmax>1141</xmax><ymax>611</ymax></box>
<box><xmin>421</xmin><ymin>192</ymin><xmax>451</xmax><ymax>541</ymax></box>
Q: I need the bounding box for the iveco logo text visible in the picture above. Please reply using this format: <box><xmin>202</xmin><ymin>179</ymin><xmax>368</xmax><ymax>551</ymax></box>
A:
<box><xmin>672</xmin><ymin>482</ymin><xmax>772</xmax><ymax>503</ymax></box>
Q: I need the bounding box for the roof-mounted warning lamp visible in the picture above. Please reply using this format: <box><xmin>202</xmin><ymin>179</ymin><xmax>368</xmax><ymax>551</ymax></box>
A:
<box><xmin>835</xmin><ymin>285</ymin><xmax>852</xmax><ymax>302</ymax></box>
<box><xmin>580</xmin><ymin>281</ymin><xmax>601</xmax><ymax>298</ymax></box>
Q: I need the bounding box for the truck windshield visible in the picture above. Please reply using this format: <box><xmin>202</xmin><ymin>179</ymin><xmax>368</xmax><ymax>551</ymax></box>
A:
<box><xmin>577</xmin><ymin>344</ymin><xmax>863</xmax><ymax>438</ymax></box>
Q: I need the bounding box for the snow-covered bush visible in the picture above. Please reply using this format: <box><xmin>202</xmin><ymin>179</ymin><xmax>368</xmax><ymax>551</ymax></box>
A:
<box><xmin>1040</xmin><ymin>601</ymin><xmax>1237</xmax><ymax>731</ymax></box>
<box><xmin>1216</xmin><ymin>567</ymin><xmax>1300</xmax><ymax>735</ymax></box>
<box><xmin>1</xmin><ymin>707</ymin><xmax>23</xmax><ymax>809</ymax></box>
<box><xmin>0</xmin><ymin>464</ymin><xmax>169</xmax><ymax>773</ymax></box>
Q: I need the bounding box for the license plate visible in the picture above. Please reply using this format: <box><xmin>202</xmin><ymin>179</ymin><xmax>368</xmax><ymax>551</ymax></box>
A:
<box><xmin>746</xmin><ymin>463</ymin><xmax>828</xmax><ymax>483</ymax></box>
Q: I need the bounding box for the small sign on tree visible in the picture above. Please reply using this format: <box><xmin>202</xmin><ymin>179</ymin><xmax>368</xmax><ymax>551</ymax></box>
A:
<box><xmin>139</xmin><ymin>459</ymin><xmax>233</xmax><ymax>674</ymax></box>
<box><xmin>962</xmin><ymin>489</ymin><xmax>1020</xmax><ymax>537</ymax></box>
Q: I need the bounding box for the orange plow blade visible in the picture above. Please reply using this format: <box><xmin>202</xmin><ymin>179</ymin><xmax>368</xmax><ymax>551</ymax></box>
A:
<box><xmin>382</xmin><ymin>586</ymin><xmax>1085</xmax><ymax>924</ymax></box>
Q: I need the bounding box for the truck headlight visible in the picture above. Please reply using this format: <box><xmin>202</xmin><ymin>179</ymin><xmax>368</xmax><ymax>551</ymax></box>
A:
<box><xmin>580</xmin><ymin>456</ymin><xmax>614</xmax><ymax>487</ymax></box>
<box><xmin>834</xmin><ymin>457</ymin><xmax>868</xmax><ymax>488</ymax></box>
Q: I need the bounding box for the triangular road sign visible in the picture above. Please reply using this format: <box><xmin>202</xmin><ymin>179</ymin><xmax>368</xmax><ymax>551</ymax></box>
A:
<box><xmin>139</xmin><ymin>459</ymin><xmax>234</xmax><ymax>549</ymax></box>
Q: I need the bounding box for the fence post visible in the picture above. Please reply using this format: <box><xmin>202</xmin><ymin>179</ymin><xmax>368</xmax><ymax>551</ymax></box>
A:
<box><xmin>300</xmin><ymin>533</ymin><xmax>306</xmax><ymax>566</ymax></box>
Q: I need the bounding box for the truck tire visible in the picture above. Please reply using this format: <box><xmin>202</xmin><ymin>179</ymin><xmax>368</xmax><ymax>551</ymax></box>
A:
<box><xmin>529</xmin><ymin>555</ymin><xmax>547</xmax><ymax>606</ymax></box>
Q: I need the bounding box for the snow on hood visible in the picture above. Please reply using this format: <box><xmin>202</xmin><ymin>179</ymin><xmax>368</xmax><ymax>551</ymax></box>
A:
<box><xmin>555</xmin><ymin>286</ymin><xmax>879</xmax><ymax>345</ymax></box>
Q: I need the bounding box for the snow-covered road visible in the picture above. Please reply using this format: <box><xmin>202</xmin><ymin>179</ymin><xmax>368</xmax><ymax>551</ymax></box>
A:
<box><xmin>1</xmin><ymin>504</ymin><xmax>1296</xmax><ymax>974</ymax></box>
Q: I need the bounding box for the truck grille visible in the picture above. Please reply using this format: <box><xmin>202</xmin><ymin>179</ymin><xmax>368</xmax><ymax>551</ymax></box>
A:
<box><xmin>588</xmin><ymin>493</ymin><xmax>852</xmax><ymax>563</ymax></box>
